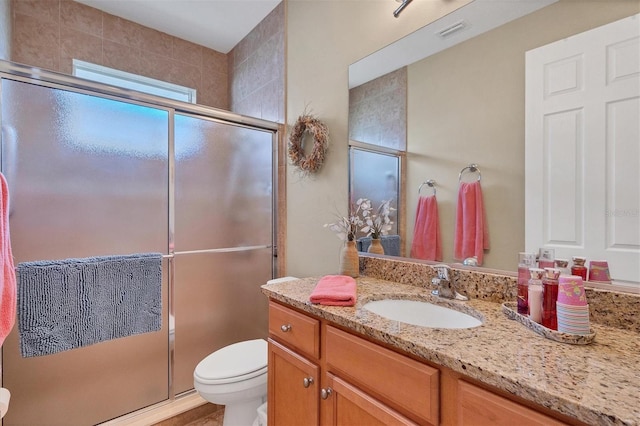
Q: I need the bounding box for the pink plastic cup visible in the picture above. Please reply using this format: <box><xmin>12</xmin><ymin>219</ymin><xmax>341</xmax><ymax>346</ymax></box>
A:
<box><xmin>557</xmin><ymin>276</ymin><xmax>588</xmax><ymax>306</ymax></box>
<box><xmin>589</xmin><ymin>260</ymin><xmax>611</xmax><ymax>282</ymax></box>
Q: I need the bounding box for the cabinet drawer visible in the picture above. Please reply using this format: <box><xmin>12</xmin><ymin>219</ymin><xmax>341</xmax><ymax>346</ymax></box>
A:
<box><xmin>458</xmin><ymin>380</ymin><xmax>568</xmax><ymax>426</ymax></box>
<box><xmin>325</xmin><ymin>326</ymin><xmax>439</xmax><ymax>425</ymax></box>
<box><xmin>269</xmin><ymin>301</ymin><xmax>320</xmax><ymax>359</ymax></box>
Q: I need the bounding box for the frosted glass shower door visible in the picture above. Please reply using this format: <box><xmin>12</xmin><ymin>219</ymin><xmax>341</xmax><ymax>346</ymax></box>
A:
<box><xmin>1</xmin><ymin>78</ymin><xmax>170</xmax><ymax>425</ymax></box>
<box><xmin>173</xmin><ymin>113</ymin><xmax>275</xmax><ymax>394</ymax></box>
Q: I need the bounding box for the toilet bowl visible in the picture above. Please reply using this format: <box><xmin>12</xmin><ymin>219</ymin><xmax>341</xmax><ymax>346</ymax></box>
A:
<box><xmin>194</xmin><ymin>339</ymin><xmax>268</xmax><ymax>426</ymax></box>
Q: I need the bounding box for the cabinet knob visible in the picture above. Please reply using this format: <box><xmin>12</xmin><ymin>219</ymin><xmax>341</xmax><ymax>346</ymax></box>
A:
<box><xmin>280</xmin><ymin>324</ymin><xmax>291</xmax><ymax>332</ymax></box>
<box><xmin>320</xmin><ymin>387</ymin><xmax>333</xmax><ymax>400</ymax></box>
<box><xmin>303</xmin><ymin>377</ymin><xmax>314</xmax><ymax>388</ymax></box>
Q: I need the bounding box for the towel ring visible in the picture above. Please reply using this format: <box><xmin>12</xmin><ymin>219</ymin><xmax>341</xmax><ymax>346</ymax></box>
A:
<box><xmin>418</xmin><ymin>179</ymin><xmax>436</xmax><ymax>196</ymax></box>
<box><xmin>459</xmin><ymin>164</ymin><xmax>481</xmax><ymax>182</ymax></box>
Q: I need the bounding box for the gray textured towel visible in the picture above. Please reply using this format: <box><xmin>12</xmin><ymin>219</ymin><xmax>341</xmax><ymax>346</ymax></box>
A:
<box><xmin>17</xmin><ymin>253</ymin><xmax>162</xmax><ymax>357</ymax></box>
<box><xmin>358</xmin><ymin>235</ymin><xmax>401</xmax><ymax>256</ymax></box>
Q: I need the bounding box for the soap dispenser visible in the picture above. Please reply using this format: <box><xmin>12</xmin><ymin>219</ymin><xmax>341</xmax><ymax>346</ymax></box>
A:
<box><xmin>527</xmin><ymin>268</ymin><xmax>544</xmax><ymax>323</ymax></box>
<box><xmin>541</xmin><ymin>268</ymin><xmax>561</xmax><ymax>330</ymax></box>
<box><xmin>571</xmin><ymin>256</ymin><xmax>588</xmax><ymax>280</ymax></box>
<box><xmin>517</xmin><ymin>253</ymin><xmax>536</xmax><ymax>315</ymax></box>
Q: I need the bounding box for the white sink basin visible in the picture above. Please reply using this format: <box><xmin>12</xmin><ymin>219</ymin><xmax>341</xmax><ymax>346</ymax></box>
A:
<box><xmin>362</xmin><ymin>299</ymin><xmax>482</xmax><ymax>329</ymax></box>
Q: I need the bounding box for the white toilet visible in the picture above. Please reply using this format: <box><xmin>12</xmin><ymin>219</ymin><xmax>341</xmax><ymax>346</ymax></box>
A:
<box><xmin>194</xmin><ymin>277</ymin><xmax>298</xmax><ymax>425</ymax></box>
<box><xmin>194</xmin><ymin>339</ymin><xmax>268</xmax><ymax>426</ymax></box>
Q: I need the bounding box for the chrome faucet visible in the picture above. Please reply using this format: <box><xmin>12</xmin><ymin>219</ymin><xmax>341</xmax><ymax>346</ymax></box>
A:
<box><xmin>431</xmin><ymin>265</ymin><xmax>468</xmax><ymax>301</ymax></box>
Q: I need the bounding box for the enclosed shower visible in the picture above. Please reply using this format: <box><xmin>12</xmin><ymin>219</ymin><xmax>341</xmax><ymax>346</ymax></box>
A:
<box><xmin>0</xmin><ymin>61</ymin><xmax>279</xmax><ymax>425</ymax></box>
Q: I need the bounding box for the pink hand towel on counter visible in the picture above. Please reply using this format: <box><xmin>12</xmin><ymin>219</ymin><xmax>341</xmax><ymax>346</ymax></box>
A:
<box><xmin>454</xmin><ymin>181</ymin><xmax>489</xmax><ymax>265</ymax></box>
<box><xmin>410</xmin><ymin>195</ymin><xmax>442</xmax><ymax>261</ymax></box>
<box><xmin>0</xmin><ymin>172</ymin><xmax>16</xmax><ymax>347</ymax></box>
<box><xmin>309</xmin><ymin>275</ymin><xmax>357</xmax><ymax>306</ymax></box>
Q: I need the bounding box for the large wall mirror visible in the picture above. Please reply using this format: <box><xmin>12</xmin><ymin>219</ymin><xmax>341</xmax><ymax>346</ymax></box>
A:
<box><xmin>348</xmin><ymin>0</ymin><xmax>639</xmax><ymax>288</ymax></box>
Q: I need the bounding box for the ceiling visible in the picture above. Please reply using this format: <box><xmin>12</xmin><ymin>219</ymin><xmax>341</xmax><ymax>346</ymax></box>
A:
<box><xmin>74</xmin><ymin>0</ymin><xmax>282</xmax><ymax>53</ymax></box>
<box><xmin>349</xmin><ymin>0</ymin><xmax>558</xmax><ymax>88</ymax></box>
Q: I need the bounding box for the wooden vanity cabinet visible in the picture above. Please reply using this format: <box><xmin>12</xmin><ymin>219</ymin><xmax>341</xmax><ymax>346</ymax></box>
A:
<box><xmin>268</xmin><ymin>301</ymin><xmax>437</xmax><ymax>425</ymax></box>
<box><xmin>267</xmin><ymin>300</ymin><xmax>577</xmax><ymax>426</ymax></box>
<box><xmin>268</xmin><ymin>301</ymin><xmax>321</xmax><ymax>426</ymax></box>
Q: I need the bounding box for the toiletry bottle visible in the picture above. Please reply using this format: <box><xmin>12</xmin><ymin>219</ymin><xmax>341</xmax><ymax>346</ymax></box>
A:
<box><xmin>541</xmin><ymin>268</ymin><xmax>561</xmax><ymax>330</ymax></box>
<box><xmin>554</xmin><ymin>259</ymin><xmax>570</xmax><ymax>276</ymax></box>
<box><xmin>571</xmin><ymin>256</ymin><xmax>588</xmax><ymax>280</ymax></box>
<box><xmin>517</xmin><ymin>253</ymin><xmax>536</xmax><ymax>315</ymax></box>
<box><xmin>538</xmin><ymin>248</ymin><xmax>555</xmax><ymax>269</ymax></box>
<box><xmin>527</xmin><ymin>268</ymin><xmax>544</xmax><ymax>323</ymax></box>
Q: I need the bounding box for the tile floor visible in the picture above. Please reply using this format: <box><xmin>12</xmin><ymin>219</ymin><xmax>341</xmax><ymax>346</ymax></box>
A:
<box><xmin>153</xmin><ymin>404</ymin><xmax>223</xmax><ymax>426</ymax></box>
<box><xmin>183</xmin><ymin>408</ymin><xmax>224</xmax><ymax>426</ymax></box>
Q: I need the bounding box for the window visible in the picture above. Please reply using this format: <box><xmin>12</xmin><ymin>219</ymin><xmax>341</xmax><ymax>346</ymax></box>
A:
<box><xmin>72</xmin><ymin>60</ymin><xmax>196</xmax><ymax>103</ymax></box>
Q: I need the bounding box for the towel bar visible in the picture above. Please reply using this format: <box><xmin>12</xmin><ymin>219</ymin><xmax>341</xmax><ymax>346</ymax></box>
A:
<box><xmin>418</xmin><ymin>179</ymin><xmax>436</xmax><ymax>196</ymax></box>
<box><xmin>459</xmin><ymin>164</ymin><xmax>481</xmax><ymax>182</ymax></box>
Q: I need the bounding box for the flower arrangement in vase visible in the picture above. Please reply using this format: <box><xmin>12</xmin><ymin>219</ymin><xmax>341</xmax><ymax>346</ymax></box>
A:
<box><xmin>324</xmin><ymin>199</ymin><xmax>370</xmax><ymax>277</ymax></box>
<box><xmin>360</xmin><ymin>199</ymin><xmax>394</xmax><ymax>238</ymax></box>
<box><xmin>323</xmin><ymin>198</ymin><xmax>369</xmax><ymax>242</ymax></box>
<box><xmin>324</xmin><ymin>199</ymin><xmax>395</xmax><ymax>271</ymax></box>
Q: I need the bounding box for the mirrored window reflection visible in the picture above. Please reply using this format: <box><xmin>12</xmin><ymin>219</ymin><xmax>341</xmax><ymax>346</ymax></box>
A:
<box><xmin>349</xmin><ymin>147</ymin><xmax>400</xmax><ymax>238</ymax></box>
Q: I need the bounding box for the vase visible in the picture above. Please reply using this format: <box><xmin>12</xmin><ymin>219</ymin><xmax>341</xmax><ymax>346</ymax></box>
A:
<box><xmin>339</xmin><ymin>240</ymin><xmax>359</xmax><ymax>278</ymax></box>
<box><xmin>367</xmin><ymin>238</ymin><xmax>385</xmax><ymax>255</ymax></box>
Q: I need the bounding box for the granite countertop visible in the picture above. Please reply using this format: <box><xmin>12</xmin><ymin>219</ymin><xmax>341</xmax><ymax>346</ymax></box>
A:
<box><xmin>262</xmin><ymin>276</ymin><xmax>640</xmax><ymax>426</ymax></box>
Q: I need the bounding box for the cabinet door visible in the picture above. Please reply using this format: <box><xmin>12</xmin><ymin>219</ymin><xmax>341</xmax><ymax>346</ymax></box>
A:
<box><xmin>325</xmin><ymin>325</ymin><xmax>439</xmax><ymax>424</ymax></box>
<box><xmin>268</xmin><ymin>339</ymin><xmax>319</xmax><ymax>426</ymax></box>
<box><xmin>458</xmin><ymin>381</ymin><xmax>568</xmax><ymax>426</ymax></box>
<box><xmin>324</xmin><ymin>373</ymin><xmax>419</xmax><ymax>426</ymax></box>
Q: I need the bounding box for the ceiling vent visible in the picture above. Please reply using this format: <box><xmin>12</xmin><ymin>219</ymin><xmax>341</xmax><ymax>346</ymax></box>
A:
<box><xmin>436</xmin><ymin>20</ymin><xmax>467</xmax><ymax>38</ymax></box>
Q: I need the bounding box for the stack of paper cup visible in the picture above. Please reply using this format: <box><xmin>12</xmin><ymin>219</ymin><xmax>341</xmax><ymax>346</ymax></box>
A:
<box><xmin>589</xmin><ymin>260</ymin><xmax>611</xmax><ymax>283</ymax></box>
<box><xmin>556</xmin><ymin>276</ymin><xmax>590</xmax><ymax>335</ymax></box>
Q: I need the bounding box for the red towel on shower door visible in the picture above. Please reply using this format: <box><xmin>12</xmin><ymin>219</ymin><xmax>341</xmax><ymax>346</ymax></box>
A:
<box><xmin>454</xmin><ymin>181</ymin><xmax>489</xmax><ymax>265</ymax></box>
<box><xmin>0</xmin><ymin>172</ymin><xmax>16</xmax><ymax>347</ymax></box>
<box><xmin>410</xmin><ymin>195</ymin><xmax>442</xmax><ymax>261</ymax></box>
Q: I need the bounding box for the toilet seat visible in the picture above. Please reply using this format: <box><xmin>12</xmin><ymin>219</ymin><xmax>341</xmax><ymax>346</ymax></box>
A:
<box><xmin>194</xmin><ymin>339</ymin><xmax>267</xmax><ymax>385</ymax></box>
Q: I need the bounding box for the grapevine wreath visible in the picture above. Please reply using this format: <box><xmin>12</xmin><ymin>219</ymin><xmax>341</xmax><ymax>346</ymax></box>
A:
<box><xmin>288</xmin><ymin>113</ymin><xmax>329</xmax><ymax>174</ymax></box>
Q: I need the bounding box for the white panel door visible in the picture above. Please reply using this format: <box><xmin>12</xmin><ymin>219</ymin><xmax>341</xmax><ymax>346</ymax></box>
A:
<box><xmin>526</xmin><ymin>14</ymin><xmax>640</xmax><ymax>286</ymax></box>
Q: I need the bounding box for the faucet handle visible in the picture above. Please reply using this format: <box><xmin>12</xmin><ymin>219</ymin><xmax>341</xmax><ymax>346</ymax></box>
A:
<box><xmin>433</xmin><ymin>264</ymin><xmax>450</xmax><ymax>280</ymax></box>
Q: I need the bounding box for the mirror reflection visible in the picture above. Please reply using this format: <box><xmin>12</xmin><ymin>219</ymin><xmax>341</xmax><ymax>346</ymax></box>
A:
<box><xmin>349</xmin><ymin>145</ymin><xmax>403</xmax><ymax>255</ymax></box>
<box><xmin>348</xmin><ymin>0</ymin><xmax>640</xmax><ymax>281</ymax></box>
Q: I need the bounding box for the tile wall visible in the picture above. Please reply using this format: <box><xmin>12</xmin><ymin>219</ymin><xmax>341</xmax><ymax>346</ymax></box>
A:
<box><xmin>10</xmin><ymin>0</ymin><xmax>229</xmax><ymax>109</ymax></box>
<box><xmin>349</xmin><ymin>67</ymin><xmax>407</xmax><ymax>150</ymax></box>
<box><xmin>229</xmin><ymin>1</ymin><xmax>285</xmax><ymax>124</ymax></box>
<box><xmin>0</xmin><ymin>0</ymin><xmax>10</xmax><ymax>60</ymax></box>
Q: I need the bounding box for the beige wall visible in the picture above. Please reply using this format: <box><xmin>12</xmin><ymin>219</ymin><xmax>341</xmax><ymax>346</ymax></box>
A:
<box><xmin>285</xmin><ymin>0</ymin><xmax>473</xmax><ymax>277</ymax></box>
<box><xmin>10</xmin><ymin>0</ymin><xmax>228</xmax><ymax>109</ymax></box>
<box><xmin>406</xmin><ymin>0</ymin><xmax>640</xmax><ymax>271</ymax></box>
<box><xmin>230</xmin><ymin>1</ymin><xmax>285</xmax><ymax>124</ymax></box>
<box><xmin>0</xmin><ymin>0</ymin><xmax>9</xmax><ymax>60</ymax></box>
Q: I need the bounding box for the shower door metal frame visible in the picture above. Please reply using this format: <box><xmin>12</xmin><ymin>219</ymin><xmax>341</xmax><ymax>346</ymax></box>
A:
<box><xmin>0</xmin><ymin>60</ymin><xmax>280</xmax><ymax>416</ymax></box>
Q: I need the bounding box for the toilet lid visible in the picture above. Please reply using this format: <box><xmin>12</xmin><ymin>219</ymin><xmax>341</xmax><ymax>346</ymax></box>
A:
<box><xmin>195</xmin><ymin>339</ymin><xmax>268</xmax><ymax>383</ymax></box>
